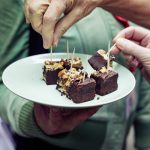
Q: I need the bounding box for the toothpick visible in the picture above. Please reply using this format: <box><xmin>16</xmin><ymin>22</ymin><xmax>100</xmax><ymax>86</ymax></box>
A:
<box><xmin>107</xmin><ymin>43</ymin><xmax>116</xmax><ymax>70</ymax></box>
<box><xmin>108</xmin><ymin>41</ymin><xmax>111</xmax><ymax>51</ymax></box>
<box><xmin>66</xmin><ymin>40</ymin><xmax>69</xmax><ymax>59</ymax></box>
<box><xmin>82</xmin><ymin>71</ymin><xmax>86</xmax><ymax>82</ymax></box>
<box><xmin>82</xmin><ymin>55</ymin><xmax>88</xmax><ymax>82</ymax></box>
<box><xmin>50</xmin><ymin>46</ymin><xmax>53</xmax><ymax>62</ymax></box>
<box><xmin>70</xmin><ymin>48</ymin><xmax>75</xmax><ymax>72</ymax></box>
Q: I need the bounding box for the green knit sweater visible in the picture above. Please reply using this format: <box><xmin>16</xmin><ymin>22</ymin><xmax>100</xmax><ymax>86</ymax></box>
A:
<box><xmin>0</xmin><ymin>1</ymin><xmax>150</xmax><ymax>150</ymax></box>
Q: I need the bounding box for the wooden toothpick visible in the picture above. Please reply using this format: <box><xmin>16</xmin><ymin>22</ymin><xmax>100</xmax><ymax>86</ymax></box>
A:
<box><xmin>66</xmin><ymin>40</ymin><xmax>69</xmax><ymax>59</ymax></box>
<box><xmin>108</xmin><ymin>41</ymin><xmax>111</xmax><ymax>51</ymax></box>
<box><xmin>107</xmin><ymin>43</ymin><xmax>116</xmax><ymax>70</ymax></box>
<box><xmin>82</xmin><ymin>55</ymin><xmax>88</xmax><ymax>82</ymax></box>
<box><xmin>50</xmin><ymin>46</ymin><xmax>53</xmax><ymax>62</ymax></box>
<box><xmin>82</xmin><ymin>71</ymin><xmax>86</xmax><ymax>82</ymax></box>
<box><xmin>70</xmin><ymin>48</ymin><xmax>75</xmax><ymax>72</ymax></box>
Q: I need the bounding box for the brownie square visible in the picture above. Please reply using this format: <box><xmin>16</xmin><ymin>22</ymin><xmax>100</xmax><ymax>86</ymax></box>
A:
<box><xmin>43</xmin><ymin>60</ymin><xmax>64</xmax><ymax>85</ymax></box>
<box><xmin>91</xmin><ymin>70</ymin><xmax>118</xmax><ymax>96</ymax></box>
<box><xmin>43</xmin><ymin>68</ymin><xmax>63</xmax><ymax>85</ymax></box>
<box><xmin>63</xmin><ymin>57</ymin><xmax>83</xmax><ymax>70</ymax></box>
<box><xmin>88</xmin><ymin>51</ymin><xmax>107</xmax><ymax>70</ymax></box>
<box><xmin>68</xmin><ymin>78</ymin><xmax>96</xmax><ymax>103</ymax></box>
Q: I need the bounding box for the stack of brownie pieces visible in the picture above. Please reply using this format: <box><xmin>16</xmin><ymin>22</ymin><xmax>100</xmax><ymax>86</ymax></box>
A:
<box><xmin>43</xmin><ymin>57</ymin><xmax>96</xmax><ymax>103</ymax></box>
<box><xmin>56</xmin><ymin>68</ymin><xmax>96</xmax><ymax>103</ymax></box>
<box><xmin>88</xmin><ymin>49</ymin><xmax>118</xmax><ymax>96</ymax></box>
<box><xmin>43</xmin><ymin>57</ymin><xmax>83</xmax><ymax>85</ymax></box>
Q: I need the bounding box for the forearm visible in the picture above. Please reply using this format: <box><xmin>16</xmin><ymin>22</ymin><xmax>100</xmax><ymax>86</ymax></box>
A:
<box><xmin>101</xmin><ymin>0</ymin><xmax>150</xmax><ymax>28</ymax></box>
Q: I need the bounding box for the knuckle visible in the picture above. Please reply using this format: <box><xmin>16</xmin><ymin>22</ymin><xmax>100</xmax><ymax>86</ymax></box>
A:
<box><xmin>43</xmin><ymin>15</ymin><xmax>54</xmax><ymax>23</ymax></box>
<box><xmin>74</xmin><ymin>9</ymin><xmax>83</xmax><ymax>20</ymax></box>
<box><xmin>65</xmin><ymin>0</ymin><xmax>74</xmax><ymax>12</ymax></box>
<box><xmin>29</xmin><ymin>5</ymin><xmax>36</xmax><ymax>14</ymax></box>
<box><xmin>56</xmin><ymin>2</ymin><xmax>66</xmax><ymax>11</ymax></box>
<box><xmin>128</xmin><ymin>26</ymin><xmax>135</xmax><ymax>31</ymax></box>
<box><xmin>59</xmin><ymin>25</ymin><xmax>67</xmax><ymax>35</ymax></box>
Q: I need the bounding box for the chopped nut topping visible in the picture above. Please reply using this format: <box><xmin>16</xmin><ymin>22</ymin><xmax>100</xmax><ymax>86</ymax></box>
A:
<box><xmin>99</xmin><ymin>67</ymin><xmax>107</xmax><ymax>73</ymax></box>
<box><xmin>44</xmin><ymin>60</ymin><xmax>64</xmax><ymax>71</ymax></box>
<box><xmin>97</xmin><ymin>49</ymin><xmax>106</xmax><ymax>55</ymax></box>
<box><xmin>57</xmin><ymin>68</ymin><xmax>86</xmax><ymax>95</ymax></box>
<box><xmin>97</xmin><ymin>49</ymin><xmax>108</xmax><ymax>60</ymax></box>
<box><xmin>65</xmin><ymin>57</ymin><xmax>83</xmax><ymax>69</ymax></box>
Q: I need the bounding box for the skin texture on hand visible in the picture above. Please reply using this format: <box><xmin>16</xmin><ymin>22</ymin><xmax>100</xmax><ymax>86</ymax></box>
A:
<box><xmin>34</xmin><ymin>104</ymin><xmax>99</xmax><ymax>135</ymax></box>
<box><xmin>111</xmin><ymin>27</ymin><xmax>150</xmax><ymax>83</ymax></box>
<box><xmin>24</xmin><ymin>0</ymin><xmax>104</xmax><ymax>49</ymax></box>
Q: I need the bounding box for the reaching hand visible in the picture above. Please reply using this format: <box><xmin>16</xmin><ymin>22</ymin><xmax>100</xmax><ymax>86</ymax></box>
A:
<box><xmin>24</xmin><ymin>0</ymin><xmax>105</xmax><ymax>48</ymax></box>
<box><xmin>111</xmin><ymin>26</ymin><xmax>150</xmax><ymax>83</ymax></box>
<box><xmin>34</xmin><ymin>104</ymin><xmax>99</xmax><ymax>135</ymax></box>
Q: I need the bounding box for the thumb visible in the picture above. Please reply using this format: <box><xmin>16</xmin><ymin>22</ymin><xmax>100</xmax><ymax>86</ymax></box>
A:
<box><xmin>116</xmin><ymin>38</ymin><xmax>148</xmax><ymax>62</ymax></box>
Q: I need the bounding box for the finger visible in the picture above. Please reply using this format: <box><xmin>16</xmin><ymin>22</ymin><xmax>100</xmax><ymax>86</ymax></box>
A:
<box><xmin>123</xmin><ymin>54</ymin><xmax>134</xmax><ymax>63</ymax></box>
<box><xmin>29</xmin><ymin>1</ymin><xmax>49</xmax><ymax>33</ymax></box>
<box><xmin>49</xmin><ymin>107</ymin><xmax>68</xmax><ymax>123</ymax></box>
<box><xmin>126</xmin><ymin>58</ymin><xmax>139</xmax><ymax>68</ymax></box>
<box><xmin>130</xmin><ymin>59</ymin><xmax>139</xmax><ymax>67</ymax></box>
<box><xmin>116</xmin><ymin>38</ymin><xmax>149</xmax><ymax>60</ymax></box>
<box><xmin>60</xmin><ymin>108</ymin><xmax>75</xmax><ymax>116</ymax></box>
<box><xmin>34</xmin><ymin>104</ymin><xmax>50</xmax><ymax>130</ymax></box>
<box><xmin>65</xmin><ymin>107</ymin><xmax>99</xmax><ymax>127</ymax></box>
<box><xmin>110</xmin><ymin>45</ymin><xmax>121</xmax><ymax>55</ymax></box>
<box><xmin>24</xmin><ymin>0</ymin><xmax>30</xmax><ymax>23</ymax></box>
<box><xmin>147</xmin><ymin>43</ymin><xmax>150</xmax><ymax>49</ymax></box>
<box><xmin>53</xmin><ymin>7</ymin><xmax>85</xmax><ymax>46</ymax></box>
<box><xmin>125</xmin><ymin>57</ymin><xmax>138</xmax><ymax>67</ymax></box>
<box><xmin>113</xmin><ymin>26</ymin><xmax>150</xmax><ymax>43</ymax></box>
<box><xmin>42</xmin><ymin>0</ymin><xmax>66</xmax><ymax>48</ymax></box>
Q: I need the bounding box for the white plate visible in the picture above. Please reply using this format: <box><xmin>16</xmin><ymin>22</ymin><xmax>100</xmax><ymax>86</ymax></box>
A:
<box><xmin>2</xmin><ymin>53</ymin><xmax>136</xmax><ymax>108</ymax></box>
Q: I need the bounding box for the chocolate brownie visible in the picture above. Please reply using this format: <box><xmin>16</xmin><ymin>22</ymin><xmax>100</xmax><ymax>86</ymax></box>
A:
<box><xmin>88</xmin><ymin>50</ymin><xmax>114</xmax><ymax>70</ymax></box>
<box><xmin>43</xmin><ymin>60</ymin><xmax>64</xmax><ymax>85</ymax></box>
<box><xmin>57</xmin><ymin>68</ymin><xmax>96</xmax><ymax>103</ymax></box>
<box><xmin>91</xmin><ymin>69</ymin><xmax>118</xmax><ymax>96</ymax></box>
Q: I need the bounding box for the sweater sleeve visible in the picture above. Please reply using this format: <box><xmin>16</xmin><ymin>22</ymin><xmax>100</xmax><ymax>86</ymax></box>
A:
<box><xmin>0</xmin><ymin>84</ymin><xmax>57</xmax><ymax>141</ymax></box>
<box><xmin>134</xmin><ymin>76</ymin><xmax>150</xmax><ymax>149</ymax></box>
<box><xmin>0</xmin><ymin>84</ymin><xmax>37</xmax><ymax>136</ymax></box>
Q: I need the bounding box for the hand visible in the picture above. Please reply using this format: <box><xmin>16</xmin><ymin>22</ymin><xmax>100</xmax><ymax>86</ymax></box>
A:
<box><xmin>34</xmin><ymin>104</ymin><xmax>98</xmax><ymax>135</ymax></box>
<box><xmin>24</xmin><ymin>0</ymin><xmax>105</xmax><ymax>49</ymax></box>
<box><xmin>111</xmin><ymin>26</ymin><xmax>150</xmax><ymax>83</ymax></box>
<box><xmin>24</xmin><ymin>0</ymin><xmax>50</xmax><ymax>33</ymax></box>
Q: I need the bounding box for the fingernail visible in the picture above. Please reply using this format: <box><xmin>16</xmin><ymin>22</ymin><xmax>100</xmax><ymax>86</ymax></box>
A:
<box><xmin>54</xmin><ymin>39</ymin><xmax>58</xmax><ymax>47</ymax></box>
<box><xmin>43</xmin><ymin>40</ymin><xmax>49</xmax><ymax>49</ymax></box>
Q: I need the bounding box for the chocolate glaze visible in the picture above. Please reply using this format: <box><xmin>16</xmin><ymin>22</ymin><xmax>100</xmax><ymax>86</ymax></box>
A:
<box><xmin>68</xmin><ymin>78</ymin><xmax>96</xmax><ymax>103</ymax></box>
<box><xmin>91</xmin><ymin>70</ymin><xmax>118</xmax><ymax>96</ymax></box>
<box><xmin>88</xmin><ymin>52</ymin><xmax>107</xmax><ymax>70</ymax></box>
<box><xmin>43</xmin><ymin>67</ymin><xmax>63</xmax><ymax>85</ymax></box>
